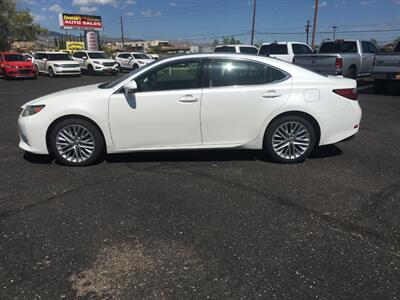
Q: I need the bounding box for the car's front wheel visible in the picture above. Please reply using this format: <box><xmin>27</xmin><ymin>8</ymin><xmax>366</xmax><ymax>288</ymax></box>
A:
<box><xmin>48</xmin><ymin>67</ymin><xmax>55</xmax><ymax>78</ymax></box>
<box><xmin>50</xmin><ymin>118</ymin><xmax>105</xmax><ymax>166</ymax></box>
<box><xmin>264</xmin><ymin>115</ymin><xmax>316</xmax><ymax>163</ymax></box>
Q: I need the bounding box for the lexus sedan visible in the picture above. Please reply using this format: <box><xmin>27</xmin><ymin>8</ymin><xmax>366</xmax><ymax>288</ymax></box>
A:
<box><xmin>18</xmin><ymin>54</ymin><xmax>362</xmax><ymax>166</ymax></box>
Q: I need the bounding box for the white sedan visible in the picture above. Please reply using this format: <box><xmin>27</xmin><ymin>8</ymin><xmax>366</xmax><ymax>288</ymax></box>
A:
<box><xmin>18</xmin><ymin>54</ymin><xmax>362</xmax><ymax>166</ymax></box>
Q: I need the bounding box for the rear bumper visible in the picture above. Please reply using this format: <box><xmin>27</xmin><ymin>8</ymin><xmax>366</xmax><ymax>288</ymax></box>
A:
<box><xmin>318</xmin><ymin>101</ymin><xmax>362</xmax><ymax>146</ymax></box>
<box><xmin>373</xmin><ymin>72</ymin><xmax>400</xmax><ymax>81</ymax></box>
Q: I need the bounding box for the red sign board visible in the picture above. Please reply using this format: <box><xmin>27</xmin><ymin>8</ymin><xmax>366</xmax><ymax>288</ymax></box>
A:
<box><xmin>59</xmin><ymin>13</ymin><xmax>103</xmax><ymax>31</ymax></box>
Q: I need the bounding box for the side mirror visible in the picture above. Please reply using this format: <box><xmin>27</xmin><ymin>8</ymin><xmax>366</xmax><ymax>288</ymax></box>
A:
<box><xmin>123</xmin><ymin>80</ymin><xmax>137</xmax><ymax>94</ymax></box>
<box><xmin>82</xmin><ymin>56</ymin><xmax>88</xmax><ymax>60</ymax></box>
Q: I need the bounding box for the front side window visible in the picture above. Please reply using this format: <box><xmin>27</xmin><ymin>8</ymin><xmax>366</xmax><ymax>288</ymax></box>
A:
<box><xmin>73</xmin><ymin>52</ymin><xmax>84</xmax><ymax>59</ymax></box>
<box><xmin>136</xmin><ymin>60</ymin><xmax>202</xmax><ymax>92</ymax></box>
<box><xmin>292</xmin><ymin>44</ymin><xmax>313</xmax><ymax>55</ymax></box>
<box><xmin>214</xmin><ymin>46</ymin><xmax>236</xmax><ymax>53</ymax></box>
<box><xmin>239</xmin><ymin>47</ymin><xmax>258</xmax><ymax>54</ymax></box>
<box><xmin>208</xmin><ymin>59</ymin><xmax>287</xmax><ymax>87</ymax></box>
<box><xmin>133</xmin><ymin>53</ymin><xmax>150</xmax><ymax>59</ymax></box>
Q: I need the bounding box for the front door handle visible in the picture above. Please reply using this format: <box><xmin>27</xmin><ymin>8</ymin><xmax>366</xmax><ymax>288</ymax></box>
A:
<box><xmin>178</xmin><ymin>95</ymin><xmax>199</xmax><ymax>103</ymax></box>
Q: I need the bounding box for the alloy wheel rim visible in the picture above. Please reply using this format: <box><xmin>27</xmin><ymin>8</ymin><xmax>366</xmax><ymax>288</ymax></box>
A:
<box><xmin>272</xmin><ymin>121</ymin><xmax>310</xmax><ymax>160</ymax></box>
<box><xmin>55</xmin><ymin>125</ymin><xmax>95</xmax><ymax>163</ymax></box>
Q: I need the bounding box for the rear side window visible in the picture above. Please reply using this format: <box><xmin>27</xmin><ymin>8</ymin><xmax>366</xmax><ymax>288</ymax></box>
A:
<box><xmin>208</xmin><ymin>59</ymin><xmax>287</xmax><ymax>87</ymax></box>
<box><xmin>239</xmin><ymin>47</ymin><xmax>258</xmax><ymax>54</ymax></box>
<box><xmin>319</xmin><ymin>41</ymin><xmax>357</xmax><ymax>53</ymax></box>
<box><xmin>214</xmin><ymin>46</ymin><xmax>236</xmax><ymax>53</ymax></box>
<box><xmin>258</xmin><ymin>44</ymin><xmax>288</xmax><ymax>56</ymax></box>
<box><xmin>292</xmin><ymin>44</ymin><xmax>312</xmax><ymax>54</ymax></box>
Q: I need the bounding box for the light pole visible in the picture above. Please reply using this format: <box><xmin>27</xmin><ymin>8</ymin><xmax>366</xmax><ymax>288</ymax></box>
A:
<box><xmin>333</xmin><ymin>26</ymin><xmax>337</xmax><ymax>40</ymax></box>
<box><xmin>311</xmin><ymin>0</ymin><xmax>319</xmax><ymax>49</ymax></box>
<box><xmin>250</xmin><ymin>0</ymin><xmax>257</xmax><ymax>45</ymax></box>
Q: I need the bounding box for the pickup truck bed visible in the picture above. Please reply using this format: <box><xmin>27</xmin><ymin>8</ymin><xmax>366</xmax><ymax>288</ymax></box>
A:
<box><xmin>294</xmin><ymin>54</ymin><xmax>343</xmax><ymax>76</ymax></box>
<box><xmin>372</xmin><ymin>51</ymin><xmax>400</xmax><ymax>93</ymax></box>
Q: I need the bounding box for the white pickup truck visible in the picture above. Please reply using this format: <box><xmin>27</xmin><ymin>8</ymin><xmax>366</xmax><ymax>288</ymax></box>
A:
<box><xmin>293</xmin><ymin>40</ymin><xmax>377</xmax><ymax>78</ymax></box>
<box><xmin>258</xmin><ymin>42</ymin><xmax>313</xmax><ymax>63</ymax></box>
<box><xmin>372</xmin><ymin>41</ymin><xmax>400</xmax><ymax>93</ymax></box>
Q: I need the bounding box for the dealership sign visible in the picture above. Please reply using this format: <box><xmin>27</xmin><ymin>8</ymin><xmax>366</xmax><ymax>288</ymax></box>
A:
<box><xmin>59</xmin><ymin>13</ymin><xmax>103</xmax><ymax>31</ymax></box>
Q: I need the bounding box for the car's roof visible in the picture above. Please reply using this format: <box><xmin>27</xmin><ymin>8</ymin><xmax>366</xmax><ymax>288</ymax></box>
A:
<box><xmin>36</xmin><ymin>51</ymin><xmax>70</xmax><ymax>54</ymax></box>
<box><xmin>261</xmin><ymin>42</ymin><xmax>308</xmax><ymax>45</ymax></box>
<box><xmin>215</xmin><ymin>44</ymin><xmax>257</xmax><ymax>48</ymax></box>
<box><xmin>1</xmin><ymin>52</ymin><xmax>22</xmax><ymax>55</ymax></box>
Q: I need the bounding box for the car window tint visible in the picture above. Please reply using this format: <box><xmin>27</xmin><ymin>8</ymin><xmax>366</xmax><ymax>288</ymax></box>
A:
<box><xmin>136</xmin><ymin>60</ymin><xmax>202</xmax><ymax>92</ymax></box>
<box><xmin>73</xmin><ymin>52</ymin><xmax>83</xmax><ymax>58</ymax></box>
<box><xmin>258</xmin><ymin>44</ymin><xmax>288</xmax><ymax>55</ymax></box>
<box><xmin>292</xmin><ymin>44</ymin><xmax>313</xmax><ymax>54</ymax></box>
<box><xmin>362</xmin><ymin>41</ymin><xmax>371</xmax><ymax>53</ymax></box>
<box><xmin>209</xmin><ymin>59</ymin><xmax>286</xmax><ymax>87</ymax></box>
<box><xmin>239</xmin><ymin>47</ymin><xmax>258</xmax><ymax>54</ymax></box>
<box><xmin>369</xmin><ymin>43</ymin><xmax>378</xmax><ymax>53</ymax></box>
<box><xmin>319</xmin><ymin>41</ymin><xmax>357</xmax><ymax>53</ymax></box>
<box><xmin>214</xmin><ymin>46</ymin><xmax>236</xmax><ymax>53</ymax></box>
<box><xmin>394</xmin><ymin>43</ymin><xmax>400</xmax><ymax>52</ymax></box>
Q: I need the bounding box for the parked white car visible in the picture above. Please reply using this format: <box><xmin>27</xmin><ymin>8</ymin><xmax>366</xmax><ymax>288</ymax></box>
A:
<box><xmin>214</xmin><ymin>45</ymin><xmax>259</xmax><ymax>55</ymax></box>
<box><xmin>18</xmin><ymin>53</ymin><xmax>361</xmax><ymax>166</ymax></box>
<box><xmin>34</xmin><ymin>52</ymin><xmax>81</xmax><ymax>77</ymax></box>
<box><xmin>72</xmin><ymin>51</ymin><xmax>118</xmax><ymax>75</ymax></box>
<box><xmin>258</xmin><ymin>42</ymin><xmax>313</xmax><ymax>63</ymax></box>
<box><xmin>115</xmin><ymin>52</ymin><xmax>154</xmax><ymax>72</ymax></box>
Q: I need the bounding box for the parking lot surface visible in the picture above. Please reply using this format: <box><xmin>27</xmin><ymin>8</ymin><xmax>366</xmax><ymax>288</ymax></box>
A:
<box><xmin>1</xmin><ymin>75</ymin><xmax>399</xmax><ymax>299</ymax></box>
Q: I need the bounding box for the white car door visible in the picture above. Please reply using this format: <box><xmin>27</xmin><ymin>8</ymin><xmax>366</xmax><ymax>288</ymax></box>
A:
<box><xmin>201</xmin><ymin>58</ymin><xmax>292</xmax><ymax>145</ymax></box>
<box><xmin>109</xmin><ymin>59</ymin><xmax>204</xmax><ymax>149</ymax></box>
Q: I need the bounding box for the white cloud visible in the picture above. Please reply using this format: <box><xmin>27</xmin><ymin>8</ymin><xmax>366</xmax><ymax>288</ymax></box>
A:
<box><xmin>314</xmin><ymin>0</ymin><xmax>328</xmax><ymax>8</ymax></box>
<box><xmin>394</xmin><ymin>0</ymin><xmax>400</xmax><ymax>4</ymax></box>
<box><xmin>125</xmin><ymin>11</ymin><xmax>134</xmax><ymax>16</ymax></box>
<box><xmin>169</xmin><ymin>2</ymin><xmax>176</xmax><ymax>6</ymax></box>
<box><xmin>72</xmin><ymin>0</ymin><xmax>117</xmax><ymax>6</ymax></box>
<box><xmin>125</xmin><ymin>0</ymin><xmax>136</xmax><ymax>4</ymax></box>
<box><xmin>79</xmin><ymin>6</ymin><xmax>99</xmax><ymax>13</ymax></box>
<box><xmin>141</xmin><ymin>10</ymin><xmax>162</xmax><ymax>17</ymax></box>
<box><xmin>359</xmin><ymin>1</ymin><xmax>369</xmax><ymax>4</ymax></box>
<box><xmin>49</xmin><ymin>4</ymin><xmax>63</xmax><ymax>13</ymax></box>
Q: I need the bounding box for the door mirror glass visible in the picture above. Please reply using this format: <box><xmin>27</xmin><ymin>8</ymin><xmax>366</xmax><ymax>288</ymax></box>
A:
<box><xmin>123</xmin><ymin>80</ymin><xmax>138</xmax><ymax>94</ymax></box>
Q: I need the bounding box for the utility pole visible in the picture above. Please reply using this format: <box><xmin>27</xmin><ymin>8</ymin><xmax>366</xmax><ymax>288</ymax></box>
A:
<box><xmin>332</xmin><ymin>26</ymin><xmax>337</xmax><ymax>40</ymax></box>
<box><xmin>250</xmin><ymin>0</ymin><xmax>257</xmax><ymax>45</ymax></box>
<box><xmin>311</xmin><ymin>0</ymin><xmax>318</xmax><ymax>49</ymax></box>
<box><xmin>305</xmin><ymin>20</ymin><xmax>311</xmax><ymax>46</ymax></box>
<box><xmin>120</xmin><ymin>16</ymin><xmax>125</xmax><ymax>51</ymax></box>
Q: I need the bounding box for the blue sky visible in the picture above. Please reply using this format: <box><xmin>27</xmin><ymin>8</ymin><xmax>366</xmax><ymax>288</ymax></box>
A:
<box><xmin>17</xmin><ymin>0</ymin><xmax>400</xmax><ymax>45</ymax></box>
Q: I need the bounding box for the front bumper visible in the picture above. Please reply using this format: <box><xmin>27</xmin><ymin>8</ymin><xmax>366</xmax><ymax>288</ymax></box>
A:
<box><xmin>53</xmin><ymin>67</ymin><xmax>81</xmax><ymax>75</ymax></box>
<box><xmin>18</xmin><ymin>115</ymin><xmax>49</xmax><ymax>154</ymax></box>
<box><xmin>5</xmin><ymin>68</ymin><xmax>37</xmax><ymax>78</ymax></box>
<box><xmin>93</xmin><ymin>64</ymin><xmax>118</xmax><ymax>73</ymax></box>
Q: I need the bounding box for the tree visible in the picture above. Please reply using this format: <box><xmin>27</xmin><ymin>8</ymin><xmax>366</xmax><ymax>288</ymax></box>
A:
<box><xmin>222</xmin><ymin>36</ymin><xmax>241</xmax><ymax>45</ymax></box>
<box><xmin>0</xmin><ymin>0</ymin><xmax>45</xmax><ymax>51</ymax></box>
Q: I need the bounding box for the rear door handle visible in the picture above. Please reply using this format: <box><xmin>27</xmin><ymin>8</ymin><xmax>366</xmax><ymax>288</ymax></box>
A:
<box><xmin>262</xmin><ymin>90</ymin><xmax>282</xmax><ymax>99</ymax></box>
<box><xmin>178</xmin><ymin>95</ymin><xmax>199</xmax><ymax>103</ymax></box>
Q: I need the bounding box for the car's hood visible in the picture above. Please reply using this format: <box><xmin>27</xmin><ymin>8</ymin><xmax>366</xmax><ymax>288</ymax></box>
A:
<box><xmin>21</xmin><ymin>83</ymin><xmax>105</xmax><ymax>108</ymax></box>
<box><xmin>4</xmin><ymin>61</ymin><xmax>33</xmax><ymax>67</ymax></box>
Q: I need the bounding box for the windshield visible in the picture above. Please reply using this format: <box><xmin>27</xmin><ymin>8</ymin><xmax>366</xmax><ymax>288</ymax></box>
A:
<box><xmin>240</xmin><ymin>47</ymin><xmax>258</xmax><ymax>54</ymax></box>
<box><xmin>88</xmin><ymin>52</ymin><xmax>107</xmax><ymax>59</ymax></box>
<box><xmin>133</xmin><ymin>53</ymin><xmax>150</xmax><ymax>59</ymax></box>
<box><xmin>259</xmin><ymin>44</ymin><xmax>288</xmax><ymax>55</ymax></box>
<box><xmin>214</xmin><ymin>46</ymin><xmax>236</xmax><ymax>53</ymax></box>
<box><xmin>4</xmin><ymin>54</ymin><xmax>26</xmax><ymax>62</ymax></box>
<box><xmin>47</xmin><ymin>53</ymin><xmax>71</xmax><ymax>61</ymax></box>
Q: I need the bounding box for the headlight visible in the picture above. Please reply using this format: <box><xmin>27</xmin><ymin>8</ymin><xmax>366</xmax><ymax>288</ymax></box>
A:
<box><xmin>54</xmin><ymin>64</ymin><xmax>61</xmax><ymax>67</ymax></box>
<box><xmin>93</xmin><ymin>61</ymin><xmax>101</xmax><ymax>65</ymax></box>
<box><xmin>21</xmin><ymin>105</ymin><xmax>45</xmax><ymax>117</ymax></box>
<box><xmin>6</xmin><ymin>65</ymin><xmax>18</xmax><ymax>69</ymax></box>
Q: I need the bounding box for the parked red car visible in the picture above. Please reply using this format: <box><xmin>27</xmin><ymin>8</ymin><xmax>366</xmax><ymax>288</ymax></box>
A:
<box><xmin>0</xmin><ymin>52</ymin><xmax>37</xmax><ymax>79</ymax></box>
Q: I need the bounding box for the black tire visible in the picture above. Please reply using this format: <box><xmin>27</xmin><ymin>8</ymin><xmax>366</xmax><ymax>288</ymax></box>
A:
<box><xmin>35</xmin><ymin>65</ymin><xmax>40</xmax><ymax>74</ymax></box>
<box><xmin>374</xmin><ymin>79</ymin><xmax>388</xmax><ymax>94</ymax></box>
<box><xmin>264</xmin><ymin>115</ymin><xmax>316</xmax><ymax>164</ymax></box>
<box><xmin>87</xmin><ymin>64</ymin><xmax>95</xmax><ymax>76</ymax></box>
<box><xmin>2</xmin><ymin>68</ymin><xmax>9</xmax><ymax>80</ymax></box>
<box><xmin>50</xmin><ymin>118</ymin><xmax>105</xmax><ymax>166</ymax></box>
<box><xmin>345</xmin><ymin>66</ymin><xmax>357</xmax><ymax>79</ymax></box>
<box><xmin>31</xmin><ymin>75</ymin><xmax>38</xmax><ymax>80</ymax></box>
<box><xmin>48</xmin><ymin>67</ymin><xmax>55</xmax><ymax>78</ymax></box>
<box><xmin>132</xmin><ymin>64</ymin><xmax>139</xmax><ymax>71</ymax></box>
<box><xmin>118</xmin><ymin>63</ymin><xmax>122</xmax><ymax>73</ymax></box>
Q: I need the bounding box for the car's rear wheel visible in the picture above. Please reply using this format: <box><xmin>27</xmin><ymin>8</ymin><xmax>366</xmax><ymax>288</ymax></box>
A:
<box><xmin>264</xmin><ymin>115</ymin><xmax>316</xmax><ymax>163</ymax></box>
<box><xmin>50</xmin><ymin>118</ymin><xmax>105</xmax><ymax>166</ymax></box>
<box><xmin>374</xmin><ymin>79</ymin><xmax>388</xmax><ymax>94</ymax></box>
<box><xmin>345</xmin><ymin>66</ymin><xmax>357</xmax><ymax>79</ymax></box>
<box><xmin>87</xmin><ymin>64</ymin><xmax>95</xmax><ymax>75</ymax></box>
<box><xmin>132</xmin><ymin>64</ymin><xmax>139</xmax><ymax>71</ymax></box>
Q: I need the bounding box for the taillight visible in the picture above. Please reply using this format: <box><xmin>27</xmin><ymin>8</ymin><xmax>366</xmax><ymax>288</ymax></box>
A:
<box><xmin>335</xmin><ymin>57</ymin><xmax>343</xmax><ymax>70</ymax></box>
<box><xmin>333</xmin><ymin>88</ymin><xmax>358</xmax><ymax>100</ymax></box>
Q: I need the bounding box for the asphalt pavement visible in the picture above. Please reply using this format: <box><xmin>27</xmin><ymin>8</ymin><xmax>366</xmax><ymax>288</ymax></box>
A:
<box><xmin>0</xmin><ymin>74</ymin><xmax>399</xmax><ymax>299</ymax></box>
